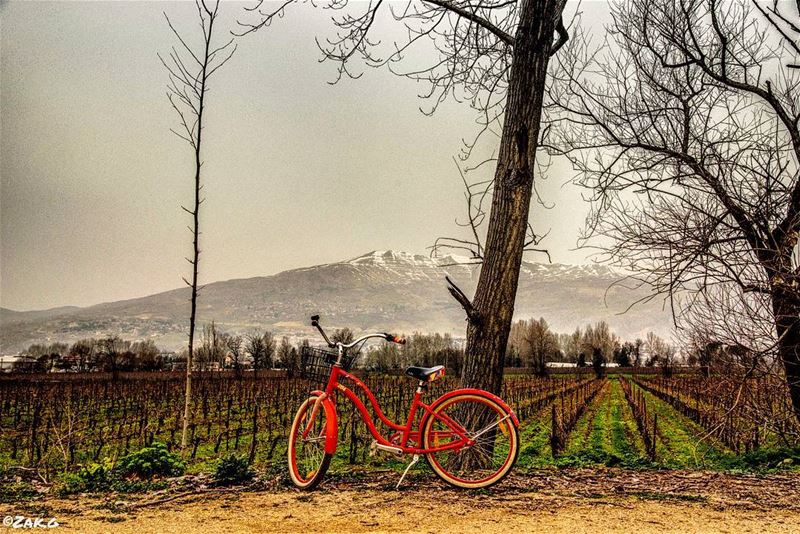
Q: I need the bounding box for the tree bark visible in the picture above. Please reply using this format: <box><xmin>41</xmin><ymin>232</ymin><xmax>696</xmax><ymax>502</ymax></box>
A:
<box><xmin>771</xmin><ymin>285</ymin><xmax>800</xmax><ymax>423</ymax></box>
<box><xmin>460</xmin><ymin>0</ymin><xmax>561</xmax><ymax>395</ymax></box>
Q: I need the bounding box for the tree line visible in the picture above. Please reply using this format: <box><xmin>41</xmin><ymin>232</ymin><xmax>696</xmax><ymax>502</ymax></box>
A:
<box><xmin>507</xmin><ymin>318</ymin><xmax>677</xmax><ymax>376</ymax></box>
<box><xmin>11</xmin><ymin>318</ymin><xmax>760</xmax><ymax>381</ymax></box>
<box><xmin>10</xmin><ymin>319</ymin><xmax>676</xmax><ymax>377</ymax></box>
<box><xmin>7</xmin><ymin>325</ymin><xmax>462</xmax><ymax>377</ymax></box>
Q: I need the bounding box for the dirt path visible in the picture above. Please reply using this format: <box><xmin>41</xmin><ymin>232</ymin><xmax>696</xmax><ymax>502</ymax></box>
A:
<box><xmin>4</xmin><ymin>470</ymin><xmax>799</xmax><ymax>533</ymax></box>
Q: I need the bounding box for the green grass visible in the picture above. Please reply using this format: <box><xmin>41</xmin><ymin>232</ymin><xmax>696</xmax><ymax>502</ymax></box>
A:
<box><xmin>514</xmin><ymin>376</ymin><xmax>799</xmax><ymax>473</ymax></box>
<box><xmin>717</xmin><ymin>446</ymin><xmax>800</xmax><ymax>472</ymax></box>
<box><xmin>630</xmin><ymin>382</ymin><xmax>733</xmax><ymax>469</ymax></box>
<box><xmin>516</xmin><ymin>410</ymin><xmax>555</xmax><ymax>468</ymax></box>
<box><xmin>556</xmin><ymin>378</ymin><xmax>651</xmax><ymax>468</ymax></box>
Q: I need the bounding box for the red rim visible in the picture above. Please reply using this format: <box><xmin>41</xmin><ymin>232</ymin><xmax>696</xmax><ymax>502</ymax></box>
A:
<box><xmin>424</xmin><ymin>394</ymin><xmax>518</xmax><ymax>486</ymax></box>
<box><xmin>288</xmin><ymin>397</ymin><xmax>328</xmax><ymax>486</ymax></box>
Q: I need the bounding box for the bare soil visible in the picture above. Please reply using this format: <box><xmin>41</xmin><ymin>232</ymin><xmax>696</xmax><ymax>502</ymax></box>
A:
<box><xmin>4</xmin><ymin>470</ymin><xmax>799</xmax><ymax>533</ymax></box>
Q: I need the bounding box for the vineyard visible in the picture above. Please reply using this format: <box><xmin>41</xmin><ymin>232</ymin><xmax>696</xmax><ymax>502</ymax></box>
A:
<box><xmin>1</xmin><ymin>370</ymin><xmax>799</xmax><ymax>478</ymax></box>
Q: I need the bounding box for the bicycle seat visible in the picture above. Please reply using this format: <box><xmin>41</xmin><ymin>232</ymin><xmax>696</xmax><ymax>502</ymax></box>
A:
<box><xmin>405</xmin><ymin>365</ymin><xmax>445</xmax><ymax>382</ymax></box>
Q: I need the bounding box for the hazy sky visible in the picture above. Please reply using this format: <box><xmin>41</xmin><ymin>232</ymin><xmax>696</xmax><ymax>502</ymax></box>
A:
<box><xmin>1</xmin><ymin>1</ymin><xmax>610</xmax><ymax>311</ymax></box>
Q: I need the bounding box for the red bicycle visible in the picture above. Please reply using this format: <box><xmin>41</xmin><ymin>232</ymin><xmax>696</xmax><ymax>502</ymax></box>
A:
<box><xmin>288</xmin><ymin>315</ymin><xmax>520</xmax><ymax>490</ymax></box>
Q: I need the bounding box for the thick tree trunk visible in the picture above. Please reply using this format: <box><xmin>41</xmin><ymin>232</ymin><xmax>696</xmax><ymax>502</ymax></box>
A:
<box><xmin>460</xmin><ymin>0</ymin><xmax>561</xmax><ymax>395</ymax></box>
<box><xmin>771</xmin><ymin>286</ymin><xmax>800</xmax><ymax>424</ymax></box>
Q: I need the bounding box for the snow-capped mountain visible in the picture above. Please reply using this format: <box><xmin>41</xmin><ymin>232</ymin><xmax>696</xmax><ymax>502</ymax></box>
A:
<box><xmin>0</xmin><ymin>250</ymin><xmax>671</xmax><ymax>351</ymax></box>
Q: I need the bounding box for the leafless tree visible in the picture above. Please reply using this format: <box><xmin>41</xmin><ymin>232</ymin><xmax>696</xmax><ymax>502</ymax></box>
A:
<box><xmin>558</xmin><ymin>328</ymin><xmax>583</xmax><ymax>363</ymax></box>
<box><xmin>276</xmin><ymin>336</ymin><xmax>292</xmax><ymax>365</ymax></box>
<box><xmin>240</xmin><ymin>0</ymin><xmax>571</xmax><ymax>395</ymax></box>
<box><xmin>523</xmin><ymin>317</ymin><xmax>559</xmax><ymax>376</ymax></box>
<box><xmin>68</xmin><ymin>339</ymin><xmax>97</xmax><ymax>372</ymax></box>
<box><xmin>246</xmin><ymin>329</ymin><xmax>275</xmax><ymax>377</ymax></box>
<box><xmin>580</xmin><ymin>321</ymin><xmax>617</xmax><ymax>377</ymax></box>
<box><xmin>509</xmin><ymin>317</ymin><xmax>558</xmax><ymax>374</ymax></box>
<box><xmin>222</xmin><ymin>332</ymin><xmax>245</xmax><ymax>375</ymax></box>
<box><xmin>331</xmin><ymin>327</ymin><xmax>355</xmax><ymax>345</ymax></box>
<box><xmin>196</xmin><ymin>321</ymin><xmax>226</xmax><ymax>371</ymax></box>
<box><xmin>161</xmin><ymin>0</ymin><xmax>237</xmax><ymax>451</ymax></box>
<box><xmin>97</xmin><ymin>336</ymin><xmax>130</xmax><ymax>381</ymax></box>
<box><xmin>130</xmin><ymin>339</ymin><xmax>162</xmax><ymax>371</ymax></box>
<box><xmin>550</xmin><ymin>0</ymin><xmax>800</xmax><ymax>423</ymax></box>
<box><xmin>263</xmin><ymin>330</ymin><xmax>276</xmax><ymax>369</ymax></box>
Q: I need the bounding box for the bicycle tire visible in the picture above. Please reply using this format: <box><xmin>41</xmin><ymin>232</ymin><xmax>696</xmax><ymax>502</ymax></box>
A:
<box><xmin>288</xmin><ymin>395</ymin><xmax>333</xmax><ymax>490</ymax></box>
<box><xmin>421</xmin><ymin>392</ymin><xmax>519</xmax><ymax>489</ymax></box>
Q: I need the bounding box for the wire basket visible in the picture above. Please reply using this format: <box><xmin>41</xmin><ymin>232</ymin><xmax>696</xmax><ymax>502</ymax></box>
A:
<box><xmin>300</xmin><ymin>346</ymin><xmax>357</xmax><ymax>384</ymax></box>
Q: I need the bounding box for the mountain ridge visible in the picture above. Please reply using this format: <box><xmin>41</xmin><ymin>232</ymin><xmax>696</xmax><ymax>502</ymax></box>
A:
<box><xmin>0</xmin><ymin>250</ymin><xmax>670</xmax><ymax>352</ymax></box>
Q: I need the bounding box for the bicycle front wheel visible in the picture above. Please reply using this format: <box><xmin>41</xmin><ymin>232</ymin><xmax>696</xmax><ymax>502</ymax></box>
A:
<box><xmin>288</xmin><ymin>395</ymin><xmax>333</xmax><ymax>490</ymax></box>
<box><xmin>422</xmin><ymin>393</ymin><xmax>519</xmax><ymax>489</ymax></box>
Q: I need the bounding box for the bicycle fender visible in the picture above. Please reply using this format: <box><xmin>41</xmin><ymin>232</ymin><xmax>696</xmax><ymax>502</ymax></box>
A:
<box><xmin>310</xmin><ymin>390</ymin><xmax>338</xmax><ymax>454</ymax></box>
<box><xmin>428</xmin><ymin>388</ymin><xmax>520</xmax><ymax>428</ymax></box>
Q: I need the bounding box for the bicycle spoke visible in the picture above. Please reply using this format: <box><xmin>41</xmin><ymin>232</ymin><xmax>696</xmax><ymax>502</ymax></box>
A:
<box><xmin>425</xmin><ymin>395</ymin><xmax>517</xmax><ymax>485</ymax></box>
<box><xmin>290</xmin><ymin>397</ymin><xmax>331</xmax><ymax>486</ymax></box>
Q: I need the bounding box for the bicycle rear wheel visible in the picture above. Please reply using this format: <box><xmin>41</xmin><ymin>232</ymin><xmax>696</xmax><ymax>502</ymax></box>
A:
<box><xmin>422</xmin><ymin>393</ymin><xmax>519</xmax><ymax>489</ymax></box>
<box><xmin>288</xmin><ymin>395</ymin><xmax>332</xmax><ymax>490</ymax></box>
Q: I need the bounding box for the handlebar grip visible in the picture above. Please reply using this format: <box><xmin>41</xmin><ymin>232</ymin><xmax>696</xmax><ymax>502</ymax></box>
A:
<box><xmin>384</xmin><ymin>333</ymin><xmax>406</xmax><ymax>345</ymax></box>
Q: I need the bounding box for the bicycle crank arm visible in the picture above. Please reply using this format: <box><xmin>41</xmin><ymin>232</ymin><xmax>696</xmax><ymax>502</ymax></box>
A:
<box><xmin>371</xmin><ymin>440</ymin><xmax>403</xmax><ymax>456</ymax></box>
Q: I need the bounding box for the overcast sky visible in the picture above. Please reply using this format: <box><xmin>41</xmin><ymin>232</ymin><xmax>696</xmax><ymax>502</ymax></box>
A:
<box><xmin>1</xmin><ymin>1</ymin><xmax>611</xmax><ymax>311</ymax></box>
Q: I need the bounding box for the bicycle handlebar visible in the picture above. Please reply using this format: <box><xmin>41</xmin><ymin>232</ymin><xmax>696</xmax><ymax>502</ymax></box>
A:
<box><xmin>309</xmin><ymin>315</ymin><xmax>406</xmax><ymax>348</ymax></box>
<box><xmin>310</xmin><ymin>314</ymin><xmax>334</xmax><ymax>348</ymax></box>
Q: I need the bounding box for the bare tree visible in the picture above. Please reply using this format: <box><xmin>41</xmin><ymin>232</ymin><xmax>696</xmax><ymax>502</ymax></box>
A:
<box><xmin>68</xmin><ymin>339</ymin><xmax>97</xmax><ymax>372</ymax></box>
<box><xmin>240</xmin><ymin>0</ymin><xmax>570</xmax><ymax>395</ymax></box>
<box><xmin>643</xmin><ymin>332</ymin><xmax>673</xmax><ymax>375</ymax></box>
<box><xmin>580</xmin><ymin>321</ymin><xmax>617</xmax><ymax>377</ymax></box>
<box><xmin>560</xmin><ymin>327</ymin><xmax>583</xmax><ymax>363</ymax></box>
<box><xmin>131</xmin><ymin>339</ymin><xmax>162</xmax><ymax>371</ymax></box>
<box><xmin>246</xmin><ymin>330</ymin><xmax>275</xmax><ymax>377</ymax></box>
<box><xmin>223</xmin><ymin>332</ymin><xmax>245</xmax><ymax>375</ymax></box>
<box><xmin>196</xmin><ymin>321</ymin><xmax>226</xmax><ymax>371</ymax></box>
<box><xmin>97</xmin><ymin>336</ymin><xmax>131</xmax><ymax>381</ymax></box>
<box><xmin>246</xmin><ymin>331</ymin><xmax>265</xmax><ymax>378</ymax></box>
<box><xmin>331</xmin><ymin>328</ymin><xmax>355</xmax><ymax>345</ymax></box>
<box><xmin>276</xmin><ymin>336</ymin><xmax>292</xmax><ymax>366</ymax></box>
<box><xmin>509</xmin><ymin>317</ymin><xmax>558</xmax><ymax>374</ymax></box>
<box><xmin>552</xmin><ymin>0</ymin><xmax>800</xmax><ymax>423</ymax></box>
<box><xmin>161</xmin><ymin>0</ymin><xmax>237</xmax><ymax>451</ymax></box>
<box><xmin>263</xmin><ymin>330</ymin><xmax>276</xmax><ymax>369</ymax></box>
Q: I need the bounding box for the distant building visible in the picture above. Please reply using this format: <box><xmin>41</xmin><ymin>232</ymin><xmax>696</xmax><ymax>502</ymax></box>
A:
<box><xmin>0</xmin><ymin>356</ymin><xmax>20</xmax><ymax>372</ymax></box>
<box><xmin>0</xmin><ymin>355</ymin><xmax>36</xmax><ymax>373</ymax></box>
<box><xmin>546</xmin><ymin>361</ymin><xmax>621</xmax><ymax>368</ymax></box>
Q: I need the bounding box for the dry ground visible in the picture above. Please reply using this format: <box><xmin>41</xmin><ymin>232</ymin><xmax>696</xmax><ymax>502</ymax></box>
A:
<box><xmin>3</xmin><ymin>470</ymin><xmax>799</xmax><ymax>533</ymax></box>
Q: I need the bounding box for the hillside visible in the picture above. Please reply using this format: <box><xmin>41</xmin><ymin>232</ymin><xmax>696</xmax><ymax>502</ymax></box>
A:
<box><xmin>0</xmin><ymin>250</ymin><xmax>672</xmax><ymax>351</ymax></box>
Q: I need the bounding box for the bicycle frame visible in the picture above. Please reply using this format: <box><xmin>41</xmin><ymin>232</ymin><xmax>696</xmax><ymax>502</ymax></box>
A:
<box><xmin>302</xmin><ymin>364</ymin><xmax>477</xmax><ymax>455</ymax></box>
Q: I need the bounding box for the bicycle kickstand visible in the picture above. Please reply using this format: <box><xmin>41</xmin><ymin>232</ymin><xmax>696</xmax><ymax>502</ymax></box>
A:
<box><xmin>396</xmin><ymin>454</ymin><xmax>419</xmax><ymax>490</ymax></box>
